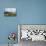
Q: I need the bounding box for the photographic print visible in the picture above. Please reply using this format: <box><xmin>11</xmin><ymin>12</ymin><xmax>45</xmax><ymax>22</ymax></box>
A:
<box><xmin>19</xmin><ymin>25</ymin><xmax>46</xmax><ymax>41</ymax></box>
<box><xmin>4</xmin><ymin>8</ymin><xmax>16</xmax><ymax>16</ymax></box>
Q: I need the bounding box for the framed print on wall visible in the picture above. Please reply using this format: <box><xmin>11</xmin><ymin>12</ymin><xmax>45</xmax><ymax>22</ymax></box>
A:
<box><xmin>18</xmin><ymin>24</ymin><xmax>46</xmax><ymax>42</ymax></box>
<box><xmin>4</xmin><ymin>8</ymin><xmax>16</xmax><ymax>16</ymax></box>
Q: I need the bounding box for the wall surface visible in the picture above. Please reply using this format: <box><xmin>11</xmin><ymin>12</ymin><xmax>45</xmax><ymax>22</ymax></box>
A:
<box><xmin>0</xmin><ymin>0</ymin><xmax>46</xmax><ymax>44</ymax></box>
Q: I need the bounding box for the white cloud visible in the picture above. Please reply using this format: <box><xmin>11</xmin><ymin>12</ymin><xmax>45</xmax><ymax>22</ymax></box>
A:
<box><xmin>5</xmin><ymin>8</ymin><xmax>16</xmax><ymax>13</ymax></box>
